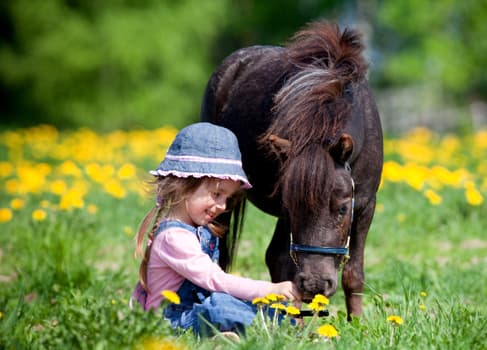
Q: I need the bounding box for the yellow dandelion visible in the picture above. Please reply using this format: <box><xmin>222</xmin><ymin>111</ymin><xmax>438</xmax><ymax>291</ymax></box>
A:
<box><xmin>420</xmin><ymin>291</ymin><xmax>427</xmax><ymax>298</ymax></box>
<box><xmin>424</xmin><ymin>189</ymin><xmax>442</xmax><ymax>205</ymax></box>
<box><xmin>387</xmin><ymin>315</ymin><xmax>403</xmax><ymax>326</ymax></box>
<box><xmin>317</xmin><ymin>324</ymin><xmax>339</xmax><ymax>338</ymax></box>
<box><xmin>117</xmin><ymin>163</ymin><xmax>136</xmax><ymax>179</ymax></box>
<box><xmin>265</xmin><ymin>293</ymin><xmax>285</xmax><ymax>302</ymax></box>
<box><xmin>161</xmin><ymin>290</ymin><xmax>180</xmax><ymax>305</ymax></box>
<box><xmin>10</xmin><ymin>198</ymin><xmax>25</xmax><ymax>210</ymax></box>
<box><xmin>32</xmin><ymin>209</ymin><xmax>47</xmax><ymax>222</ymax></box>
<box><xmin>382</xmin><ymin>161</ymin><xmax>403</xmax><ymax>183</ymax></box>
<box><xmin>59</xmin><ymin>188</ymin><xmax>85</xmax><ymax>210</ymax></box>
<box><xmin>0</xmin><ymin>161</ymin><xmax>14</xmax><ymax>177</ymax></box>
<box><xmin>5</xmin><ymin>179</ymin><xmax>20</xmax><ymax>194</ymax></box>
<box><xmin>376</xmin><ymin>203</ymin><xmax>384</xmax><ymax>213</ymax></box>
<box><xmin>252</xmin><ymin>297</ymin><xmax>270</xmax><ymax>305</ymax></box>
<box><xmin>419</xmin><ymin>304</ymin><xmax>426</xmax><ymax>311</ymax></box>
<box><xmin>104</xmin><ymin>179</ymin><xmax>126</xmax><ymax>199</ymax></box>
<box><xmin>123</xmin><ymin>226</ymin><xmax>133</xmax><ymax>236</ymax></box>
<box><xmin>465</xmin><ymin>187</ymin><xmax>483</xmax><ymax>206</ymax></box>
<box><xmin>396</xmin><ymin>213</ymin><xmax>406</xmax><ymax>223</ymax></box>
<box><xmin>87</xmin><ymin>204</ymin><xmax>98</xmax><ymax>214</ymax></box>
<box><xmin>49</xmin><ymin>179</ymin><xmax>67</xmax><ymax>195</ymax></box>
<box><xmin>111</xmin><ymin>299</ymin><xmax>117</xmax><ymax>305</ymax></box>
<box><xmin>285</xmin><ymin>305</ymin><xmax>300</xmax><ymax>316</ymax></box>
<box><xmin>312</xmin><ymin>294</ymin><xmax>330</xmax><ymax>305</ymax></box>
<box><xmin>59</xmin><ymin>160</ymin><xmax>82</xmax><ymax>177</ymax></box>
<box><xmin>85</xmin><ymin>163</ymin><xmax>105</xmax><ymax>183</ymax></box>
<box><xmin>309</xmin><ymin>301</ymin><xmax>326</xmax><ymax>312</ymax></box>
<box><xmin>0</xmin><ymin>208</ymin><xmax>13</xmax><ymax>223</ymax></box>
<box><xmin>135</xmin><ymin>336</ymin><xmax>185</xmax><ymax>350</ymax></box>
<box><xmin>269</xmin><ymin>302</ymin><xmax>286</xmax><ymax>310</ymax></box>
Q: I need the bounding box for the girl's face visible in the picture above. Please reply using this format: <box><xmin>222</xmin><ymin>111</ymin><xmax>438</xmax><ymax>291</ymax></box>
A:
<box><xmin>175</xmin><ymin>179</ymin><xmax>240</xmax><ymax>227</ymax></box>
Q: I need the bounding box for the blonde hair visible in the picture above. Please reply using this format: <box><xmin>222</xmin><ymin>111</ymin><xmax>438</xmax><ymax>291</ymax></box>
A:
<box><xmin>134</xmin><ymin>176</ymin><xmax>244</xmax><ymax>292</ymax></box>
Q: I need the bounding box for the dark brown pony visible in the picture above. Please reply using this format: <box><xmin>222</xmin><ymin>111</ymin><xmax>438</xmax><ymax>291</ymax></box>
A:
<box><xmin>201</xmin><ymin>22</ymin><xmax>383</xmax><ymax>319</ymax></box>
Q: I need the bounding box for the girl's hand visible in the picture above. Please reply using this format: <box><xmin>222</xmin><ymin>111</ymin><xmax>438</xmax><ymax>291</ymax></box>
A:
<box><xmin>270</xmin><ymin>281</ymin><xmax>301</xmax><ymax>302</ymax></box>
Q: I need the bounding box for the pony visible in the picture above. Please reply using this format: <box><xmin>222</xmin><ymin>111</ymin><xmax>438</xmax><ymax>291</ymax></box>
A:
<box><xmin>200</xmin><ymin>21</ymin><xmax>383</xmax><ymax>319</ymax></box>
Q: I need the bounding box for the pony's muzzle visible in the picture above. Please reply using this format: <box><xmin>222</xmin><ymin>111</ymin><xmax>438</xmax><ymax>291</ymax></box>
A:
<box><xmin>295</xmin><ymin>271</ymin><xmax>337</xmax><ymax>301</ymax></box>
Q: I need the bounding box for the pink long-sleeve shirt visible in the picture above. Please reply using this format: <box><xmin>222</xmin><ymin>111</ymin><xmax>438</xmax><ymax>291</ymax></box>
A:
<box><xmin>145</xmin><ymin>226</ymin><xmax>274</xmax><ymax>310</ymax></box>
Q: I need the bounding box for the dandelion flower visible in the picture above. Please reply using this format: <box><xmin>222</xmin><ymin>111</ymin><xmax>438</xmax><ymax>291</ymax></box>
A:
<box><xmin>10</xmin><ymin>198</ymin><xmax>25</xmax><ymax>210</ymax></box>
<box><xmin>465</xmin><ymin>187</ymin><xmax>483</xmax><ymax>206</ymax></box>
<box><xmin>59</xmin><ymin>160</ymin><xmax>82</xmax><ymax>177</ymax></box>
<box><xmin>376</xmin><ymin>203</ymin><xmax>385</xmax><ymax>213</ymax></box>
<box><xmin>161</xmin><ymin>290</ymin><xmax>180</xmax><ymax>305</ymax></box>
<box><xmin>387</xmin><ymin>315</ymin><xmax>403</xmax><ymax>326</ymax></box>
<box><xmin>117</xmin><ymin>163</ymin><xmax>136</xmax><ymax>179</ymax></box>
<box><xmin>309</xmin><ymin>301</ymin><xmax>326</xmax><ymax>312</ymax></box>
<box><xmin>49</xmin><ymin>179</ymin><xmax>67</xmax><ymax>195</ymax></box>
<box><xmin>135</xmin><ymin>336</ymin><xmax>185</xmax><ymax>350</ymax></box>
<box><xmin>0</xmin><ymin>161</ymin><xmax>14</xmax><ymax>177</ymax></box>
<box><xmin>0</xmin><ymin>208</ymin><xmax>13</xmax><ymax>223</ymax></box>
<box><xmin>252</xmin><ymin>297</ymin><xmax>269</xmax><ymax>305</ymax></box>
<box><xmin>424</xmin><ymin>189</ymin><xmax>442</xmax><ymax>205</ymax></box>
<box><xmin>87</xmin><ymin>204</ymin><xmax>98</xmax><ymax>214</ymax></box>
<box><xmin>419</xmin><ymin>304</ymin><xmax>426</xmax><ymax>311</ymax></box>
<box><xmin>104</xmin><ymin>179</ymin><xmax>126</xmax><ymax>199</ymax></box>
<box><xmin>32</xmin><ymin>209</ymin><xmax>47</xmax><ymax>221</ymax></box>
<box><xmin>420</xmin><ymin>291</ymin><xmax>427</xmax><ymax>298</ymax></box>
<box><xmin>265</xmin><ymin>293</ymin><xmax>285</xmax><ymax>302</ymax></box>
<box><xmin>317</xmin><ymin>324</ymin><xmax>339</xmax><ymax>338</ymax></box>
<box><xmin>396</xmin><ymin>213</ymin><xmax>406</xmax><ymax>223</ymax></box>
<box><xmin>123</xmin><ymin>226</ymin><xmax>133</xmax><ymax>236</ymax></box>
<box><xmin>269</xmin><ymin>302</ymin><xmax>286</xmax><ymax>311</ymax></box>
<box><xmin>59</xmin><ymin>188</ymin><xmax>85</xmax><ymax>210</ymax></box>
<box><xmin>312</xmin><ymin>294</ymin><xmax>329</xmax><ymax>305</ymax></box>
<box><xmin>285</xmin><ymin>305</ymin><xmax>300</xmax><ymax>316</ymax></box>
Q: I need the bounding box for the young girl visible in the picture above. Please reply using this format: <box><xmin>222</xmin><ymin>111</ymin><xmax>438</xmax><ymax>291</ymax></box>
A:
<box><xmin>132</xmin><ymin>122</ymin><xmax>299</xmax><ymax>337</ymax></box>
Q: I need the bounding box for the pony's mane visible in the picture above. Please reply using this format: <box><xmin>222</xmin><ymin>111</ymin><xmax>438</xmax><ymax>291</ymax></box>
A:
<box><xmin>260</xmin><ymin>22</ymin><xmax>367</xmax><ymax>222</ymax></box>
<box><xmin>265</xmin><ymin>21</ymin><xmax>367</xmax><ymax>154</ymax></box>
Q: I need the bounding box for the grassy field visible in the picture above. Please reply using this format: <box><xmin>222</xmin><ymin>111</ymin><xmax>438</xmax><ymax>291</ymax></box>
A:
<box><xmin>0</xmin><ymin>125</ymin><xmax>486</xmax><ymax>349</ymax></box>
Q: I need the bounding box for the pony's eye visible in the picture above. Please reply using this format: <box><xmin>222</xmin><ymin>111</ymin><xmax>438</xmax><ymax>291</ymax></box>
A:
<box><xmin>338</xmin><ymin>205</ymin><xmax>348</xmax><ymax>216</ymax></box>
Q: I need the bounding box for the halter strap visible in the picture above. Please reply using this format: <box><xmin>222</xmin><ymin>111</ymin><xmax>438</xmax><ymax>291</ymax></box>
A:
<box><xmin>290</xmin><ymin>237</ymin><xmax>350</xmax><ymax>256</ymax></box>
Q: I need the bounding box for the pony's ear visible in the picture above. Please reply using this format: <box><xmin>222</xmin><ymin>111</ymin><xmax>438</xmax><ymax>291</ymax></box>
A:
<box><xmin>330</xmin><ymin>133</ymin><xmax>354</xmax><ymax>164</ymax></box>
<box><xmin>267</xmin><ymin>134</ymin><xmax>291</xmax><ymax>155</ymax></box>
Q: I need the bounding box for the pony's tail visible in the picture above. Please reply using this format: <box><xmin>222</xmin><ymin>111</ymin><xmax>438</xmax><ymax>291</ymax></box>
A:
<box><xmin>134</xmin><ymin>205</ymin><xmax>163</xmax><ymax>292</ymax></box>
<box><xmin>286</xmin><ymin>21</ymin><xmax>368</xmax><ymax>81</ymax></box>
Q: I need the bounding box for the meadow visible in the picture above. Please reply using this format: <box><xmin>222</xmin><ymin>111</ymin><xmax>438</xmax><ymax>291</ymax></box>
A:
<box><xmin>0</xmin><ymin>125</ymin><xmax>486</xmax><ymax>349</ymax></box>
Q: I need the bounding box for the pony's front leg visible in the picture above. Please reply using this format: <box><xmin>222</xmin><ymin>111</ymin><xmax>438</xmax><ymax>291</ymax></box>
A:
<box><xmin>341</xmin><ymin>198</ymin><xmax>376</xmax><ymax>320</ymax></box>
<box><xmin>265</xmin><ymin>217</ymin><xmax>296</xmax><ymax>282</ymax></box>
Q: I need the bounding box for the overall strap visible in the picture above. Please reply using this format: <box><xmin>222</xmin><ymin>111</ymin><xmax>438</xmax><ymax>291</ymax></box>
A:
<box><xmin>155</xmin><ymin>220</ymin><xmax>219</xmax><ymax>260</ymax></box>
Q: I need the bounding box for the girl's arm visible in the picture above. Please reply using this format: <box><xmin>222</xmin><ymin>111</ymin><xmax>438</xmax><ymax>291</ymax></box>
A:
<box><xmin>153</xmin><ymin>228</ymin><xmax>274</xmax><ymax>301</ymax></box>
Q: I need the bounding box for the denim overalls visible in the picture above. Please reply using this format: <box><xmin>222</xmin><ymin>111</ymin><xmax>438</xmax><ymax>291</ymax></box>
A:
<box><xmin>156</xmin><ymin>220</ymin><xmax>257</xmax><ymax>336</ymax></box>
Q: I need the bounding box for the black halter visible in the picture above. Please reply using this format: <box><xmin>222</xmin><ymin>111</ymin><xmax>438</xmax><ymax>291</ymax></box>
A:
<box><xmin>289</xmin><ymin>162</ymin><xmax>355</xmax><ymax>268</ymax></box>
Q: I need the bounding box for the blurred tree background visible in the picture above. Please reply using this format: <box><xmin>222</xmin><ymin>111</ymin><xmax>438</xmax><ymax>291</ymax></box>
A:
<box><xmin>1</xmin><ymin>0</ymin><xmax>486</xmax><ymax>132</ymax></box>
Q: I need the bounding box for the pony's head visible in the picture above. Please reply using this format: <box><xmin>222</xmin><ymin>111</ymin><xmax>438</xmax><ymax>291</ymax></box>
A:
<box><xmin>264</xmin><ymin>133</ymin><xmax>355</xmax><ymax>300</ymax></box>
<box><xmin>258</xmin><ymin>22</ymin><xmax>365</xmax><ymax>300</ymax></box>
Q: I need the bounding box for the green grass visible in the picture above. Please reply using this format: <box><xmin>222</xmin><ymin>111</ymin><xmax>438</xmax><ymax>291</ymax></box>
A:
<box><xmin>1</xmin><ymin>184</ymin><xmax>486</xmax><ymax>349</ymax></box>
<box><xmin>1</xmin><ymin>136</ymin><xmax>487</xmax><ymax>349</ymax></box>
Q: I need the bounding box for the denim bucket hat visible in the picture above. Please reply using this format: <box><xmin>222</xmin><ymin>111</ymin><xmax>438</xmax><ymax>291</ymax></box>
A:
<box><xmin>150</xmin><ymin>122</ymin><xmax>251</xmax><ymax>189</ymax></box>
